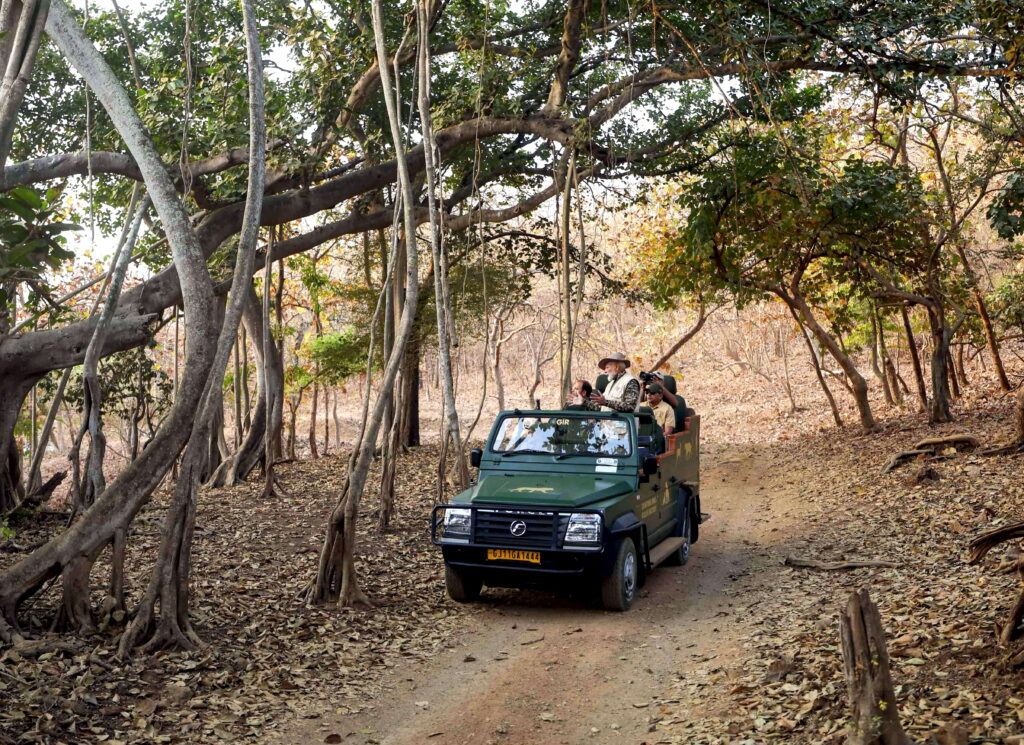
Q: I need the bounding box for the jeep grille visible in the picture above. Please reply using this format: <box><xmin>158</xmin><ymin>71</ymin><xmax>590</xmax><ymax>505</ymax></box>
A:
<box><xmin>473</xmin><ymin>509</ymin><xmax>570</xmax><ymax>549</ymax></box>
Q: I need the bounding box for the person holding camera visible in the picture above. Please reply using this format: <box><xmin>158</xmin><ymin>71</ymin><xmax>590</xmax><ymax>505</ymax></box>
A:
<box><xmin>583</xmin><ymin>353</ymin><xmax>640</xmax><ymax>413</ymax></box>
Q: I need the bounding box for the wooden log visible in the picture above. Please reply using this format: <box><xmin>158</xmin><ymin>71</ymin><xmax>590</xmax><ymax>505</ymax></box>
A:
<box><xmin>911</xmin><ymin>434</ymin><xmax>979</xmax><ymax>450</ymax></box>
<box><xmin>839</xmin><ymin>589</ymin><xmax>909</xmax><ymax>745</ymax></box>
<box><xmin>968</xmin><ymin>520</ymin><xmax>1024</xmax><ymax>564</ymax></box>
<box><xmin>969</xmin><ymin>523</ymin><xmax>1024</xmax><ymax>644</ymax></box>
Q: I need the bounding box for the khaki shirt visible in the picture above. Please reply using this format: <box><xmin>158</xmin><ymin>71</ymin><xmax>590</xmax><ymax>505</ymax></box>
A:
<box><xmin>649</xmin><ymin>400</ymin><xmax>675</xmax><ymax>433</ymax></box>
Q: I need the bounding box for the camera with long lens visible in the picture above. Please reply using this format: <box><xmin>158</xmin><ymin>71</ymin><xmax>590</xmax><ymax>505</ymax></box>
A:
<box><xmin>637</xmin><ymin>371</ymin><xmax>658</xmax><ymax>384</ymax></box>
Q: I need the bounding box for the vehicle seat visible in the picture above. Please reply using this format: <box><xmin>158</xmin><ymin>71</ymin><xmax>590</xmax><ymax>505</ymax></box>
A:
<box><xmin>636</xmin><ymin>407</ymin><xmax>666</xmax><ymax>454</ymax></box>
<box><xmin>673</xmin><ymin>395</ymin><xmax>695</xmax><ymax>431</ymax></box>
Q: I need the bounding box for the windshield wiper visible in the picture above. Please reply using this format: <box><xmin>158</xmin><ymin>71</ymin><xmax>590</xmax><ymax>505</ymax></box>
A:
<box><xmin>554</xmin><ymin>451</ymin><xmax>605</xmax><ymax>459</ymax></box>
<box><xmin>501</xmin><ymin>449</ymin><xmax>554</xmax><ymax>457</ymax></box>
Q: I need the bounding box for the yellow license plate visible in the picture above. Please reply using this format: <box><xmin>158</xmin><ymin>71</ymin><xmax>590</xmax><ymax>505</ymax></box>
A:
<box><xmin>487</xmin><ymin>549</ymin><xmax>540</xmax><ymax>564</ymax></box>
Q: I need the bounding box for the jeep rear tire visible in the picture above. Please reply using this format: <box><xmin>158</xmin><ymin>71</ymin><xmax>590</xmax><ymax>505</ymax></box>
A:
<box><xmin>601</xmin><ymin>537</ymin><xmax>638</xmax><ymax>611</ymax></box>
<box><xmin>445</xmin><ymin>564</ymin><xmax>482</xmax><ymax>602</ymax></box>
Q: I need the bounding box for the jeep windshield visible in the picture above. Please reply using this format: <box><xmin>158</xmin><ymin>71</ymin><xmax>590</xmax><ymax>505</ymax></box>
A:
<box><xmin>491</xmin><ymin>414</ymin><xmax>632</xmax><ymax>457</ymax></box>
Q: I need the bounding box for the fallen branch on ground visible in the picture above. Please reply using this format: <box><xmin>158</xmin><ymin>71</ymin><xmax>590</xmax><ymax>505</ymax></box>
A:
<box><xmin>882</xmin><ymin>449</ymin><xmax>931</xmax><ymax>474</ymax></box>
<box><xmin>912</xmin><ymin>434</ymin><xmax>979</xmax><ymax>450</ymax></box>
<box><xmin>883</xmin><ymin>434</ymin><xmax>979</xmax><ymax>473</ymax></box>
<box><xmin>968</xmin><ymin>521</ymin><xmax>1024</xmax><ymax>564</ymax></box>
<box><xmin>1</xmin><ymin>471</ymin><xmax>67</xmax><ymax>520</ymax></box>
<box><xmin>785</xmin><ymin>556</ymin><xmax>898</xmax><ymax>570</ymax></box>
<box><xmin>969</xmin><ymin>521</ymin><xmax>1024</xmax><ymax>645</ymax></box>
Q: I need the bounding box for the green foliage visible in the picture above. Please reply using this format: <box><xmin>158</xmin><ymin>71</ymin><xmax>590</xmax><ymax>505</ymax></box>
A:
<box><xmin>0</xmin><ymin>186</ymin><xmax>78</xmax><ymax>313</ymax></box>
<box><xmin>639</xmin><ymin>126</ymin><xmax>940</xmax><ymax>346</ymax></box>
<box><xmin>991</xmin><ymin>270</ymin><xmax>1024</xmax><ymax>333</ymax></box>
<box><xmin>305</xmin><ymin>327</ymin><xmax>374</xmax><ymax>383</ymax></box>
<box><xmin>58</xmin><ymin>345</ymin><xmax>173</xmax><ymax>426</ymax></box>
<box><xmin>989</xmin><ymin>172</ymin><xmax>1024</xmax><ymax>240</ymax></box>
<box><xmin>0</xmin><ymin>518</ymin><xmax>13</xmax><ymax>542</ymax></box>
<box><xmin>284</xmin><ymin>363</ymin><xmax>313</xmax><ymax>394</ymax></box>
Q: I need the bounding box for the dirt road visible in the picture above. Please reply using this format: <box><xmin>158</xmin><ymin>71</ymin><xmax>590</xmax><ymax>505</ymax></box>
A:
<box><xmin>283</xmin><ymin>443</ymin><xmax>809</xmax><ymax>745</ymax></box>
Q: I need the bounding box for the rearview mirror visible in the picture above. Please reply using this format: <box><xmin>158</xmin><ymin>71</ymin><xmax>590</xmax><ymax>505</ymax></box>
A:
<box><xmin>642</xmin><ymin>456</ymin><xmax>659</xmax><ymax>475</ymax></box>
<box><xmin>470</xmin><ymin>448</ymin><xmax>482</xmax><ymax>468</ymax></box>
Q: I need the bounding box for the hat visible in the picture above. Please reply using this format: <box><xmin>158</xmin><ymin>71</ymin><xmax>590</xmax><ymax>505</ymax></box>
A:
<box><xmin>646</xmin><ymin>383</ymin><xmax>664</xmax><ymax>394</ymax></box>
<box><xmin>598</xmin><ymin>352</ymin><xmax>631</xmax><ymax>369</ymax></box>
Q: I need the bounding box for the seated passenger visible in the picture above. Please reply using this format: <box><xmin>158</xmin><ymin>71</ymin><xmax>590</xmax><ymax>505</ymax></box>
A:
<box><xmin>581</xmin><ymin>353</ymin><xmax>640</xmax><ymax>413</ymax></box>
<box><xmin>565</xmin><ymin>379</ymin><xmax>593</xmax><ymax>408</ymax></box>
<box><xmin>647</xmin><ymin>371</ymin><xmax>693</xmax><ymax>431</ymax></box>
<box><xmin>644</xmin><ymin>382</ymin><xmax>675</xmax><ymax>436</ymax></box>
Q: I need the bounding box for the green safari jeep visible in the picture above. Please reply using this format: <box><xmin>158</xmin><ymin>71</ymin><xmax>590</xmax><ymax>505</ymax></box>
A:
<box><xmin>431</xmin><ymin>406</ymin><xmax>701</xmax><ymax>611</ymax></box>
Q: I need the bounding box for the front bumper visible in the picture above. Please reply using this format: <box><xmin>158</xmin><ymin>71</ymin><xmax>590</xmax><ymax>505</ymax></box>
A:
<box><xmin>432</xmin><ymin>504</ymin><xmax>607</xmax><ymax>584</ymax></box>
<box><xmin>441</xmin><ymin>545</ymin><xmax>605</xmax><ymax>588</ymax></box>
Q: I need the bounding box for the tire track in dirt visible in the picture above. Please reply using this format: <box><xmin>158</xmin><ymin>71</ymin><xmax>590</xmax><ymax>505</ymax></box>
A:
<box><xmin>281</xmin><ymin>443</ymin><xmax>809</xmax><ymax>745</ymax></box>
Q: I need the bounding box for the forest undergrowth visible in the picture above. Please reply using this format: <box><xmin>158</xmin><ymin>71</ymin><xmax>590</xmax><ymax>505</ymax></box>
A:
<box><xmin>656</xmin><ymin>387</ymin><xmax>1024</xmax><ymax>744</ymax></box>
<box><xmin>3</xmin><ymin>371</ymin><xmax>1024</xmax><ymax>744</ymax></box>
<box><xmin>0</xmin><ymin>447</ymin><xmax>474</xmax><ymax>744</ymax></box>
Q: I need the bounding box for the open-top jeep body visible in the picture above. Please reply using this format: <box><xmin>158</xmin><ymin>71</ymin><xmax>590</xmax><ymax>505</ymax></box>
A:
<box><xmin>432</xmin><ymin>406</ymin><xmax>701</xmax><ymax>610</ymax></box>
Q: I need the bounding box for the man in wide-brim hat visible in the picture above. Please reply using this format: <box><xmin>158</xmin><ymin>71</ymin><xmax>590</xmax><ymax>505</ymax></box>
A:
<box><xmin>583</xmin><ymin>352</ymin><xmax>640</xmax><ymax>413</ymax></box>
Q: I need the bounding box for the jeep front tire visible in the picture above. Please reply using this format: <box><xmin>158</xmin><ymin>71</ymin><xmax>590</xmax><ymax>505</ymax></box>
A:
<box><xmin>601</xmin><ymin>537</ymin><xmax>638</xmax><ymax>611</ymax></box>
<box><xmin>445</xmin><ymin>564</ymin><xmax>482</xmax><ymax>602</ymax></box>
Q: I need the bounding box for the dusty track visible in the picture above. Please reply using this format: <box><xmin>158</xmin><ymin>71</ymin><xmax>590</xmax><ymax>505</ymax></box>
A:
<box><xmin>282</xmin><ymin>443</ymin><xmax>810</xmax><ymax>745</ymax></box>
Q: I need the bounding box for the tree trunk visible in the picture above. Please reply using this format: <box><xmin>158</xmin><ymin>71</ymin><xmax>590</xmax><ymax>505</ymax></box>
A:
<box><xmin>307</xmin><ymin>0</ymin><xmax>420</xmax><ymax>608</ymax></box>
<box><xmin>377</xmin><ymin>409</ymin><xmax>400</xmax><ymax>531</ymax></box>
<box><xmin>1</xmin><ymin>0</ymin><xmax>217</xmax><ymax>640</ymax></box>
<box><xmin>200</xmin><ymin>295</ymin><xmax>228</xmax><ymax>483</ymax></box>
<box><xmin>308</xmin><ymin>382</ymin><xmax>319</xmax><ymax>458</ymax></box>
<box><xmin>956</xmin><ymin>343</ymin><xmax>968</xmax><ymax>388</ymax></box>
<box><xmin>206</xmin><ymin>285</ymin><xmax>284</xmax><ymax>488</ymax></box>
<box><xmin>0</xmin><ymin>0</ymin><xmax>51</xmax><ymax>182</ymax></box>
<box><xmin>241</xmin><ymin>325</ymin><xmax>251</xmax><ymax>434</ymax></box>
<box><xmin>1015</xmin><ymin>386</ymin><xmax>1024</xmax><ymax>446</ymax></box>
<box><xmin>870</xmin><ymin>309</ymin><xmax>895</xmax><ymax>407</ymax></box>
<box><xmin>0</xmin><ymin>376</ymin><xmax>36</xmax><ymax>513</ymax></box>
<box><xmin>332</xmin><ymin>388</ymin><xmax>341</xmax><ymax>449</ymax></box>
<box><xmin>877</xmin><ymin>318</ymin><xmax>902</xmax><ymax>406</ymax></box>
<box><xmin>839</xmin><ymin>589</ymin><xmax>909</xmax><ymax>745</ymax></box>
<box><xmin>975</xmin><ymin>291</ymin><xmax>1011</xmax><ymax>390</ymax></box>
<box><xmin>927</xmin><ymin>308</ymin><xmax>954</xmax><ymax>423</ymax></box>
<box><xmin>786</xmin><ymin>288</ymin><xmax>875</xmax><ymax>431</ymax></box>
<box><xmin>491</xmin><ymin>318</ymin><xmax>506</xmax><ymax>411</ymax></box>
<box><xmin>27</xmin><ymin>365</ymin><xmax>73</xmax><ymax>494</ymax></box>
<box><xmin>119</xmin><ymin>0</ymin><xmax>265</xmax><ymax>652</ymax></box>
<box><xmin>400</xmin><ymin>335</ymin><xmax>421</xmax><ymax>448</ymax></box>
<box><xmin>415</xmin><ymin>16</ymin><xmax>467</xmax><ymax>492</ymax></box>
<box><xmin>792</xmin><ymin>310</ymin><xmax>843</xmax><ymax>427</ymax></box>
<box><xmin>900</xmin><ymin>306</ymin><xmax>928</xmax><ymax>412</ymax></box>
<box><xmin>68</xmin><ymin>191</ymin><xmax>147</xmax><ymax>516</ymax></box>
<box><xmin>232</xmin><ymin>335</ymin><xmax>243</xmax><ymax>448</ymax></box>
<box><xmin>286</xmin><ymin>394</ymin><xmax>300</xmax><ymax>459</ymax></box>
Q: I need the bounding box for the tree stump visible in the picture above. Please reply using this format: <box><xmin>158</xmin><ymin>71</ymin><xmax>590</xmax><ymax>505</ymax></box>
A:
<box><xmin>839</xmin><ymin>589</ymin><xmax>909</xmax><ymax>745</ymax></box>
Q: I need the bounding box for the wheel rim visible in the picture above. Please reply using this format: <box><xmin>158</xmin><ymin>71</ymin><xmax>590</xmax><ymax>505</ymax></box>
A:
<box><xmin>623</xmin><ymin>550</ymin><xmax>637</xmax><ymax>598</ymax></box>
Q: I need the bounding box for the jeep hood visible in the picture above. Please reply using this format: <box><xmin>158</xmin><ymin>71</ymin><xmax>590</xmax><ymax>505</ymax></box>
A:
<box><xmin>463</xmin><ymin>473</ymin><xmax>634</xmax><ymax>507</ymax></box>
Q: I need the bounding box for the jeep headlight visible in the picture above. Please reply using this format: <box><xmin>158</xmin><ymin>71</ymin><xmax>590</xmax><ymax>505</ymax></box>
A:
<box><xmin>440</xmin><ymin>508</ymin><xmax>472</xmax><ymax>542</ymax></box>
<box><xmin>563</xmin><ymin>513</ymin><xmax>602</xmax><ymax>545</ymax></box>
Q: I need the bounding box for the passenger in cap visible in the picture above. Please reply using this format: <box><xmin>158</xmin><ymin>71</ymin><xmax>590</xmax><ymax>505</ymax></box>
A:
<box><xmin>644</xmin><ymin>383</ymin><xmax>675</xmax><ymax>435</ymax></box>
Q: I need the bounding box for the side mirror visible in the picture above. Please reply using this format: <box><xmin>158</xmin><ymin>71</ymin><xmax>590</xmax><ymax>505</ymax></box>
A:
<box><xmin>470</xmin><ymin>448</ymin><xmax>482</xmax><ymax>468</ymax></box>
<box><xmin>642</xmin><ymin>456</ymin><xmax>659</xmax><ymax>476</ymax></box>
